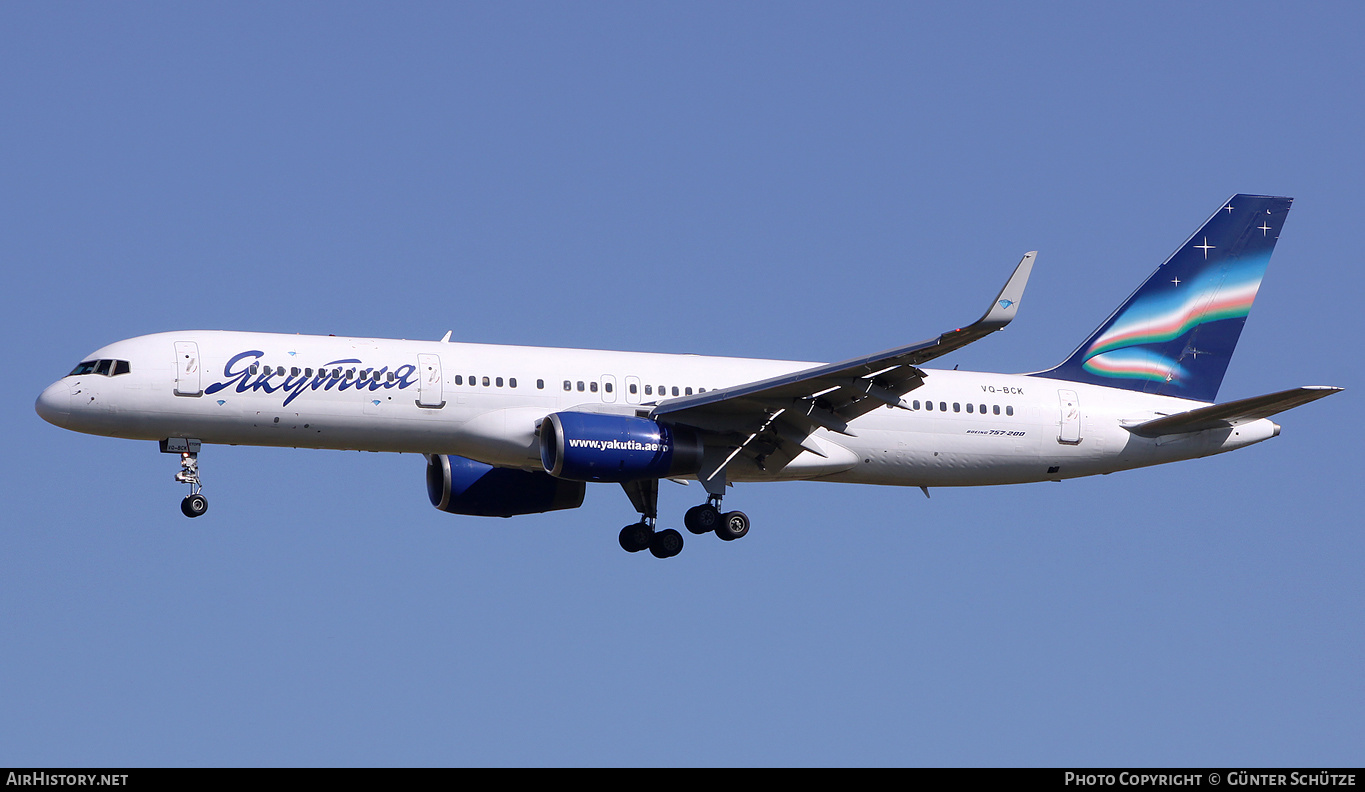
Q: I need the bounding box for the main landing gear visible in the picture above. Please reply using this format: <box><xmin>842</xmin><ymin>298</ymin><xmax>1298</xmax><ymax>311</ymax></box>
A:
<box><xmin>618</xmin><ymin>479</ymin><xmax>684</xmax><ymax>558</ymax></box>
<box><xmin>684</xmin><ymin>497</ymin><xmax>749</xmax><ymax>542</ymax></box>
<box><xmin>618</xmin><ymin>481</ymin><xmax>750</xmax><ymax>559</ymax></box>
<box><xmin>618</xmin><ymin>518</ymin><xmax>684</xmax><ymax>559</ymax></box>
<box><xmin>162</xmin><ymin>438</ymin><xmax>207</xmax><ymax>518</ymax></box>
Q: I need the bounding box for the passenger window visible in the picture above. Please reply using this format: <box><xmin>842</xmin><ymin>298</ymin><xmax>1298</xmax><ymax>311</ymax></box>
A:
<box><xmin>912</xmin><ymin>400</ymin><xmax>920</xmax><ymax>410</ymax></box>
<box><xmin>482</xmin><ymin>376</ymin><xmax>490</xmax><ymax>387</ymax></box>
<box><xmin>940</xmin><ymin>402</ymin><xmax>947</xmax><ymax>412</ymax></box>
<box><xmin>671</xmin><ymin>386</ymin><xmax>679</xmax><ymax>396</ymax></box>
<box><xmin>537</xmin><ymin>379</ymin><xmax>545</xmax><ymax>390</ymax></box>
<box><xmin>510</xmin><ymin>378</ymin><xmax>517</xmax><ymax>388</ymax></box>
<box><xmin>386</xmin><ymin>372</ymin><xmax>394</xmax><ymax>382</ymax></box>
<box><xmin>926</xmin><ymin>401</ymin><xmax>933</xmax><ymax>411</ymax></box>
<box><xmin>629</xmin><ymin>383</ymin><xmax>638</xmax><ymax>394</ymax></box>
<box><xmin>563</xmin><ymin>380</ymin><xmax>572</xmax><ymax>391</ymax></box>
<box><xmin>496</xmin><ymin>377</ymin><xmax>504</xmax><ymax>387</ymax></box>
<box><xmin>993</xmin><ymin>405</ymin><xmax>1000</xmax><ymax>415</ymax></box>
<box><xmin>1006</xmin><ymin>406</ymin><xmax>1014</xmax><ymax>416</ymax></box>
<box><xmin>577</xmin><ymin>381</ymin><xmax>585</xmax><ymax>392</ymax></box>
<box><xmin>605</xmin><ymin>382</ymin><xmax>613</xmax><ymax>393</ymax></box>
<box><xmin>645</xmin><ymin>385</ymin><xmax>653</xmax><ymax>395</ymax></box>
<box><xmin>979</xmin><ymin>404</ymin><xmax>986</xmax><ymax>414</ymax></box>
<box><xmin>250</xmin><ymin>364</ymin><xmax>260</xmax><ymax>375</ymax></box>
<box><xmin>685</xmin><ymin>387</ymin><xmax>693</xmax><ymax>395</ymax></box>
<box><xmin>455</xmin><ymin>375</ymin><xmax>463</xmax><ymax>385</ymax></box>
<box><xmin>966</xmin><ymin>403</ymin><xmax>974</xmax><ymax>413</ymax></box>
<box><xmin>590</xmin><ymin>381</ymin><xmax>598</xmax><ymax>392</ymax></box>
<box><xmin>953</xmin><ymin>403</ymin><xmax>960</xmax><ymax>412</ymax></box>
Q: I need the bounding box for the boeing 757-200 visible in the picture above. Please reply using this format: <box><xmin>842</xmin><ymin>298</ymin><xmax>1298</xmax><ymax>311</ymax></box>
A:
<box><xmin>36</xmin><ymin>194</ymin><xmax>1341</xmax><ymax>558</ymax></box>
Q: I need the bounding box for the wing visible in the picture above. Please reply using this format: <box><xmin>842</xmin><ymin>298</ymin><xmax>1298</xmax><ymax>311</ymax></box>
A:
<box><xmin>651</xmin><ymin>252</ymin><xmax>1036</xmax><ymax>487</ymax></box>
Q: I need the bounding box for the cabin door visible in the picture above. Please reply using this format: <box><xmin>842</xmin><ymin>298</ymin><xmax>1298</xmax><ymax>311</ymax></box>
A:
<box><xmin>1058</xmin><ymin>389</ymin><xmax>1081</xmax><ymax>444</ymax></box>
<box><xmin>174</xmin><ymin>341</ymin><xmax>202</xmax><ymax>396</ymax></box>
<box><xmin>417</xmin><ymin>354</ymin><xmax>445</xmax><ymax>408</ymax></box>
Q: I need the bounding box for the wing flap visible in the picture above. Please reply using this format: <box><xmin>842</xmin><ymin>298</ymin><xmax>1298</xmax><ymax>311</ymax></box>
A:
<box><xmin>1124</xmin><ymin>386</ymin><xmax>1342</xmax><ymax>438</ymax></box>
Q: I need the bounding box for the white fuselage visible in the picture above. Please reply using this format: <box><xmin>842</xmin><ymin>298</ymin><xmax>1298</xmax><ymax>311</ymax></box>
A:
<box><xmin>36</xmin><ymin>330</ymin><xmax>1279</xmax><ymax>488</ymax></box>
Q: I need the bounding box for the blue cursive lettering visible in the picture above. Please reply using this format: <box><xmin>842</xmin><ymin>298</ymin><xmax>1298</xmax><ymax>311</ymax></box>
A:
<box><xmin>206</xmin><ymin>350</ymin><xmax>418</xmax><ymax>407</ymax></box>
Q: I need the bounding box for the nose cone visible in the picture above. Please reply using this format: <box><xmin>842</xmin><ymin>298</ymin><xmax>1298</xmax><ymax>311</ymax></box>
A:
<box><xmin>35</xmin><ymin>381</ymin><xmax>71</xmax><ymax>427</ymax></box>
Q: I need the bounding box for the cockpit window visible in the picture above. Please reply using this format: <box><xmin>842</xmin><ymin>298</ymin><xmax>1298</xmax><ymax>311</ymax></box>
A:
<box><xmin>68</xmin><ymin>359</ymin><xmax>131</xmax><ymax>377</ymax></box>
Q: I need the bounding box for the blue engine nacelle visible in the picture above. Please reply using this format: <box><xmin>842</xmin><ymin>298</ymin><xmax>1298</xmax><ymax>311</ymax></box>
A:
<box><xmin>426</xmin><ymin>454</ymin><xmax>586</xmax><ymax>518</ymax></box>
<box><xmin>539</xmin><ymin>411</ymin><xmax>703</xmax><ymax>483</ymax></box>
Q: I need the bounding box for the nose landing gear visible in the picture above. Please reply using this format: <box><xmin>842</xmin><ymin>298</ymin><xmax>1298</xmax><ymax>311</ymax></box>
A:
<box><xmin>162</xmin><ymin>438</ymin><xmax>207</xmax><ymax>518</ymax></box>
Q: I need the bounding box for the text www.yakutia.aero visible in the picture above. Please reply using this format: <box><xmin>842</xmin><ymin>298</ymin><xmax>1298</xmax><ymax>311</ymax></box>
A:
<box><xmin>567</xmin><ymin>439</ymin><xmax>669</xmax><ymax>452</ymax></box>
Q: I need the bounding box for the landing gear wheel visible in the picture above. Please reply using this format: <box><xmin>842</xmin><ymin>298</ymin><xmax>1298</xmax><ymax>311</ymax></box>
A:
<box><xmin>649</xmin><ymin>528</ymin><xmax>684</xmax><ymax>559</ymax></box>
<box><xmin>684</xmin><ymin>504</ymin><xmax>721</xmax><ymax>534</ymax></box>
<box><xmin>716</xmin><ymin>510</ymin><xmax>749</xmax><ymax>542</ymax></box>
<box><xmin>619</xmin><ymin>522</ymin><xmax>654</xmax><ymax>553</ymax></box>
<box><xmin>181</xmin><ymin>493</ymin><xmax>208</xmax><ymax>518</ymax></box>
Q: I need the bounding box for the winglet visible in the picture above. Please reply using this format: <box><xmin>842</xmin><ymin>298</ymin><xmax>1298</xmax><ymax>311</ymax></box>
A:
<box><xmin>975</xmin><ymin>251</ymin><xmax>1036</xmax><ymax>332</ymax></box>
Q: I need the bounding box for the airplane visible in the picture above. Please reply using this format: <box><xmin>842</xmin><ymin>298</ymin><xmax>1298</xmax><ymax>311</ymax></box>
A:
<box><xmin>35</xmin><ymin>194</ymin><xmax>1341</xmax><ymax>559</ymax></box>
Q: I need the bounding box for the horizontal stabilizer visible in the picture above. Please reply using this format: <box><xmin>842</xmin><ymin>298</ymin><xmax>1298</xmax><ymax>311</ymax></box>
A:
<box><xmin>1124</xmin><ymin>386</ymin><xmax>1341</xmax><ymax>438</ymax></box>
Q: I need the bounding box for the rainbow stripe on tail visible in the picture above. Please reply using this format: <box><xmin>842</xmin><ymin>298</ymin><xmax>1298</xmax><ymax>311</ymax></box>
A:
<box><xmin>1032</xmin><ymin>194</ymin><xmax>1292</xmax><ymax>403</ymax></box>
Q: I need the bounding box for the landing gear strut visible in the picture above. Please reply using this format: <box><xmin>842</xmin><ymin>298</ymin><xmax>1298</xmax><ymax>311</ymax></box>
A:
<box><xmin>162</xmin><ymin>438</ymin><xmax>207</xmax><ymax>518</ymax></box>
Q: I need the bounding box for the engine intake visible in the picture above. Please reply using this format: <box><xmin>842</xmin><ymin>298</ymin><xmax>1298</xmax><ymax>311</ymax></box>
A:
<box><xmin>427</xmin><ymin>454</ymin><xmax>585</xmax><ymax>518</ymax></box>
<box><xmin>539</xmin><ymin>412</ymin><xmax>703</xmax><ymax>482</ymax></box>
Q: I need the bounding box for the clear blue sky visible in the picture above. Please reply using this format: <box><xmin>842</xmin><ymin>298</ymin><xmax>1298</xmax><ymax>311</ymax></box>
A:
<box><xmin>3</xmin><ymin>2</ymin><xmax>1361</xmax><ymax>767</ymax></box>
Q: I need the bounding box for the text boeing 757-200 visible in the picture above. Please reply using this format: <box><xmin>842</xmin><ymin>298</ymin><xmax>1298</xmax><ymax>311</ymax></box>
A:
<box><xmin>36</xmin><ymin>194</ymin><xmax>1341</xmax><ymax>558</ymax></box>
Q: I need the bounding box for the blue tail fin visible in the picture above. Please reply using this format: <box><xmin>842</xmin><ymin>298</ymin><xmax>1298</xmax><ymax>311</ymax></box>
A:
<box><xmin>1032</xmin><ymin>194</ymin><xmax>1292</xmax><ymax>402</ymax></box>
